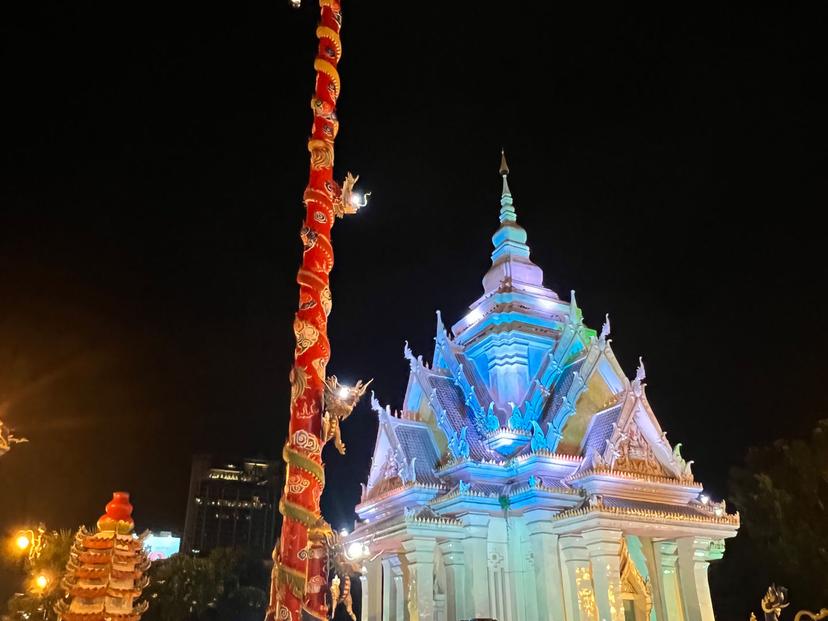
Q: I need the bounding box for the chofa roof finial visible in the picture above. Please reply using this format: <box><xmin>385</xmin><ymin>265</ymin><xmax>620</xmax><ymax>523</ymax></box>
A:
<box><xmin>635</xmin><ymin>356</ymin><xmax>646</xmax><ymax>383</ymax></box>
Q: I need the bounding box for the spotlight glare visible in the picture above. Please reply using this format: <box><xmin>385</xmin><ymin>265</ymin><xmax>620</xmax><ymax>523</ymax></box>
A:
<box><xmin>347</xmin><ymin>541</ymin><xmax>363</xmax><ymax>559</ymax></box>
<box><xmin>465</xmin><ymin>308</ymin><xmax>484</xmax><ymax>324</ymax></box>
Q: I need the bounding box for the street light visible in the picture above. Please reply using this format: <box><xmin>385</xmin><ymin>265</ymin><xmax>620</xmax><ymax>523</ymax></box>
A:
<box><xmin>13</xmin><ymin>525</ymin><xmax>46</xmax><ymax>562</ymax></box>
<box><xmin>346</xmin><ymin>542</ymin><xmax>364</xmax><ymax>561</ymax></box>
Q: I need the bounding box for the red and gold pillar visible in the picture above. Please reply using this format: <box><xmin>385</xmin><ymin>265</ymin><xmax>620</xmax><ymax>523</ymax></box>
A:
<box><xmin>266</xmin><ymin>1</ymin><xmax>346</xmax><ymax>620</ymax></box>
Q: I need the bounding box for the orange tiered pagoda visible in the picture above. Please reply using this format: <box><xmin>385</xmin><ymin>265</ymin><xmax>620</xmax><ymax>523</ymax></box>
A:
<box><xmin>55</xmin><ymin>492</ymin><xmax>150</xmax><ymax>621</ymax></box>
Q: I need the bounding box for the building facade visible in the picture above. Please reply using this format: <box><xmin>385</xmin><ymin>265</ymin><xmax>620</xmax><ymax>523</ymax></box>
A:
<box><xmin>182</xmin><ymin>455</ymin><xmax>280</xmax><ymax>558</ymax></box>
<box><xmin>346</xmin><ymin>156</ymin><xmax>738</xmax><ymax>621</ymax></box>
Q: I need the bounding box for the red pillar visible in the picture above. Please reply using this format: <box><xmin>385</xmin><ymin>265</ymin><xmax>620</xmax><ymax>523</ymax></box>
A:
<box><xmin>266</xmin><ymin>1</ymin><xmax>344</xmax><ymax>620</ymax></box>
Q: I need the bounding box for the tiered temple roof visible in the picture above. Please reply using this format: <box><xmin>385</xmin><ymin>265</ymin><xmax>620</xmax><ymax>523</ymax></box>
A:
<box><xmin>354</xmin><ymin>153</ymin><xmax>738</xmax><ymax>532</ymax></box>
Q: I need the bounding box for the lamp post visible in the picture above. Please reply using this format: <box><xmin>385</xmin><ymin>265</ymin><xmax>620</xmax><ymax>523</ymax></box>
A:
<box><xmin>266</xmin><ymin>1</ymin><xmax>369</xmax><ymax>620</ymax></box>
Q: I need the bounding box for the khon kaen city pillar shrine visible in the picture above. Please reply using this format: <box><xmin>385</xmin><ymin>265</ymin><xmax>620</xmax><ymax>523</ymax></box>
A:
<box><xmin>344</xmin><ymin>153</ymin><xmax>739</xmax><ymax>621</ymax></box>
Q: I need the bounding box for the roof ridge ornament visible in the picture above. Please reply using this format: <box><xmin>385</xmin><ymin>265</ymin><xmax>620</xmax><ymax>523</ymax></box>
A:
<box><xmin>599</xmin><ymin>313</ymin><xmax>611</xmax><ymax>342</ymax></box>
<box><xmin>635</xmin><ymin>357</ymin><xmax>646</xmax><ymax>383</ymax></box>
<box><xmin>569</xmin><ymin>290</ymin><xmax>580</xmax><ymax>324</ymax></box>
<box><xmin>632</xmin><ymin>356</ymin><xmax>646</xmax><ymax>396</ymax></box>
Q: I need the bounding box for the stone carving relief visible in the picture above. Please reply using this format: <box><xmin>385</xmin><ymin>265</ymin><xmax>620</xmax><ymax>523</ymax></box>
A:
<box><xmin>607</xmin><ymin>422</ymin><xmax>669</xmax><ymax>478</ymax></box>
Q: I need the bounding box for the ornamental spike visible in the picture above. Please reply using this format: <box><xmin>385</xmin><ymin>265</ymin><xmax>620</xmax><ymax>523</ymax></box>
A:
<box><xmin>499</xmin><ymin>149</ymin><xmax>513</xmax><ymax>205</ymax></box>
<box><xmin>600</xmin><ymin>313</ymin><xmax>611</xmax><ymax>341</ymax></box>
<box><xmin>569</xmin><ymin>290</ymin><xmax>579</xmax><ymax>322</ymax></box>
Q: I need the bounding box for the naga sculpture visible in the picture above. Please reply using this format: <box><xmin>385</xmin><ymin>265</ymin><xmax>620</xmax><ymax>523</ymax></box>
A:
<box><xmin>749</xmin><ymin>585</ymin><xmax>828</xmax><ymax>621</ymax></box>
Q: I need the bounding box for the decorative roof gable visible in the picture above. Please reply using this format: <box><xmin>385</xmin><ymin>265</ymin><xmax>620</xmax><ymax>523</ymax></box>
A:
<box><xmin>583</xmin><ymin>360</ymin><xmax>694</xmax><ymax>483</ymax></box>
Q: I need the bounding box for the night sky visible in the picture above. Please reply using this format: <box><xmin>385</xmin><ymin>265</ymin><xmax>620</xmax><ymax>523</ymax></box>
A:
<box><xmin>1</xmin><ymin>1</ymin><xmax>824</xmax><ymax>607</ymax></box>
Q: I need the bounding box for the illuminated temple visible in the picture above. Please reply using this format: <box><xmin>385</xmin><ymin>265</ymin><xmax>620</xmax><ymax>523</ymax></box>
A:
<box><xmin>345</xmin><ymin>155</ymin><xmax>739</xmax><ymax>621</ymax></box>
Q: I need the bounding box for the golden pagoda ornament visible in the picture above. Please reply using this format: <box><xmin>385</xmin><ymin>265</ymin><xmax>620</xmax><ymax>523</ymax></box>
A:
<box><xmin>55</xmin><ymin>492</ymin><xmax>150</xmax><ymax>621</ymax></box>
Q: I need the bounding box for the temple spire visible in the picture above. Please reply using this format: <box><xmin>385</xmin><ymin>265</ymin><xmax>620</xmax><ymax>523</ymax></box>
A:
<box><xmin>481</xmin><ymin>150</ymin><xmax>549</xmax><ymax>295</ymax></box>
<box><xmin>499</xmin><ymin>149</ymin><xmax>516</xmax><ymax>223</ymax></box>
<box><xmin>500</xmin><ymin>148</ymin><xmax>511</xmax><ymax>194</ymax></box>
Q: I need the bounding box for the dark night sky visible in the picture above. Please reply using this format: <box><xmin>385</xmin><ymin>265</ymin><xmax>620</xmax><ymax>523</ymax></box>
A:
<box><xmin>0</xmin><ymin>0</ymin><xmax>825</xmax><ymax>607</ymax></box>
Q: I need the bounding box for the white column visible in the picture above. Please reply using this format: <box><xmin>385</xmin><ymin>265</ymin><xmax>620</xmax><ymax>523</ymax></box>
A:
<box><xmin>655</xmin><ymin>541</ymin><xmax>684</xmax><ymax>621</ymax></box>
<box><xmin>676</xmin><ymin>537</ymin><xmax>716</xmax><ymax>621</ymax></box>
<box><xmin>394</xmin><ymin>572</ymin><xmax>405</xmax><ymax>621</ymax></box>
<box><xmin>560</xmin><ymin>534</ymin><xmax>594</xmax><ymax>621</ymax></box>
<box><xmin>402</xmin><ymin>537</ymin><xmax>437</xmax><ymax>621</ymax></box>
<box><xmin>525</xmin><ymin>514</ymin><xmax>567</xmax><ymax>621</ymax></box>
<box><xmin>438</xmin><ymin>539</ymin><xmax>466</xmax><ymax>621</ymax></box>
<box><xmin>381</xmin><ymin>558</ymin><xmax>393</xmax><ymax>621</ymax></box>
<box><xmin>363</xmin><ymin>558</ymin><xmax>382</xmax><ymax>621</ymax></box>
<box><xmin>360</xmin><ymin>570</ymin><xmax>369</xmax><ymax>621</ymax></box>
<box><xmin>461</xmin><ymin>515</ymin><xmax>492</xmax><ymax>619</ymax></box>
<box><xmin>383</xmin><ymin>556</ymin><xmax>405</xmax><ymax>621</ymax></box>
<box><xmin>583</xmin><ymin>528</ymin><xmax>624</xmax><ymax>621</ymax></box>
<box><xmin>640</xmin><ymin>537</ymin><xmax>667</xmax><ymax>621</ymax></box>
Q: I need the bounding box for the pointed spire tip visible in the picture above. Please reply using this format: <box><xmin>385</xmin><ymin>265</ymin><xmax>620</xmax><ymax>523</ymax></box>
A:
<box><xmin>499</xmin><ymin>149</ymin><xmax>509</xmax><ymax>177</ymax></box>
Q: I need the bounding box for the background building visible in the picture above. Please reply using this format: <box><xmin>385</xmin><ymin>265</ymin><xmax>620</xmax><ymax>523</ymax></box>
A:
<box><xmin>182</xmin><ymin>455</ymin><xmax>280</xmax><ymax>558</ymax></box>
<box><xmin>145</xmin><ymin>531</ymin><xmax>182</xmax><ymax>561</ymax></box>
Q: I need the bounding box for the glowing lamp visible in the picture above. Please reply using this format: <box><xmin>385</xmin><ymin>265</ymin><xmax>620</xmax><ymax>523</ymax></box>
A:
<box><xmin>346</xmin><ymin>542</ymin><xmax>364</xmax><ymax>559</ymax></box>
<box><xmin>15</xmin><ymin>534</ymin><xmax>30</xmax><ymax>551</ymax></box>
<box><xmin>34</xmin><ymin>575</ymin><xmax>48</xmax><ymax>590</ymax></box>
<box><xmin>699</xmin><ymin>494</ymin><xmax>710</xmax><ymax>505</ymax></box>
<box><xmin>349</xmin><ymin>192</ymin><xmax>363</xmax><ymax>208</ymax></box>
<box><xmin>339</xmin><ymin>528</ymin><xmax>348</xmax><ymax>537</ymax></box>
<box><xmin>290</xmin><ymin>0</ymin><xmax>301</xmax><ymax>8</ymax></box>
<box><xmin>465</xmin><ymin>308</ymin><xmax>484</xmax><ymax>325</ymax></box>
<box><xmin>338</xmin><ymin>386</ymin><xmax>350</xmax><ymax>399</ymax></box>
